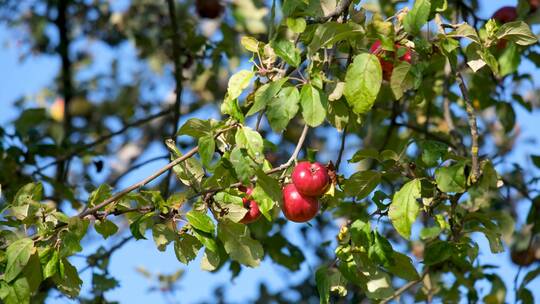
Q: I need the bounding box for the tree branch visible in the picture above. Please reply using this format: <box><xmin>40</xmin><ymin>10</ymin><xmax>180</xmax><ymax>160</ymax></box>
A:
<box><xmin>454</xmin><ymin>71</ymin><xmax>480</xmax><ymax>182</ymax></box>
<box><xmin>163</xmin><ymin>0</ymin><xmax>185</xmax><ymax>197</ymax></box>
<box><xmin>78</xmin><ymin>124</ymin><xmax>238</xmax><ymax>218</ymax></box>
<box><xmin>54</xmin><ymin>0</ymin><xmax>73</xmax><ymax>185</ymax></box>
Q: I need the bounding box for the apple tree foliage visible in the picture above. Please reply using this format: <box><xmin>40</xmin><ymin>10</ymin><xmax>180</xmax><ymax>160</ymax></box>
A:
<box><xmin>1</xmin><ymin>0</ymin><xmax>540</xmax><ymax>303</ymax></box>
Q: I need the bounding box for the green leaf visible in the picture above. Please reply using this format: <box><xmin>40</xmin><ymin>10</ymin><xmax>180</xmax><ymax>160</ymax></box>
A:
<box><xmin>251</xmin><ymin>170</ymin><xmax>282</xmax><ymax>220</ymax></box>
<box><xmin>349</xmin><ymin>148</ymin><xmax>379</xmax><ymax>163</ymax></box>
<box><xmin>403</xmin><ymin>0</ymin><xmax>431</xmax><ymax>35</ymax></box>
<box><xmin>308</xmin><ymin>22</ymin><xmax>364</xmax><ymax>54</ymax></box>
<box><xmin>271</xmin><ymin>39</ymin><xmax>301</xmax><ymax>67</ymax></box>
<box><xmin>88</xmin><ymin>184</ymin><xmax>112</xmax><ymax>208</ymax></box>
<box><xmin>498</xmin><ymin>43</ymin><xmax>520</xmax><ymax>77</ymax></box>
<box><xmin>230</xmin><ymin>147</ymin><xmax>256</xmax><ymax>185</ymax></box>
<box><xmin>53</xmin><ymin>258</ymin><xmax>82</xmax><ymax>297</ymax></box>
<box><xmin>388</xmin><ymin>179</ymin><xmax>422</xmax><ymax>239</ymax></box>
<box><xmin>386</xmin><ymin>252</ymin><xmax>420</xmax><ymax>281</ymax></box>
<box><xmin>316</xmin><ymin>267</ymin><xmax>347</xmax><ymax>304</ymax></box>
<box><xmin>249</xmin><ymin>187</ymin><xmax>272</xmax><ymax>221</ymax></box>
<box><xmin>435</xmin><ymin>163</ymin><xmax>466</xmax><ymax>193</ymax></box>
<box><xmin>496</xmin><ymin>102</ymin><xmax>516</xmax><ymax>133</ymax></box>
<box><xmin>390</xmin><ymin>61</ymin><xmax>412</xmax><ymax>100</ymax></box>
<box><xmin>226</xmin><ymin>70</ymin><xmax>254</xmax><ymax>100</ymax></box>
<box><xmin>201</xmin><ymin>248</ymin><xmax>222</xmax><ymax>271</ymax></box>
<box><xmin>247</xmin><ymin>78</ymin><xmax>288</xmax><ymax>116</ymax></box>
<box><xmin>300</xmin><ymin>84</ymin><xmax>327</xmax><ymax>127</ymax></box>
<box><xmin>344</xmin><ymin>53</ymin><xmax>382</xmax><ymax>115</ymax></box>
<box><xmin>421</xmin><ymin>140</ymin><xmax>447</xmax><ymax>167</ymax></box>
<box><xmin>92</xmin><ymin>273</ymin><xmax>119</xmax><ymax>293</ymax></box>
<box><xmin>496</xmin><ymin>21</ymin><xmax>538</xmax><ymax>46</ymax></box>
<box><xmin>240</xmin><ymin>36</ymin><xmax>261</xmax><ymax>52</ymax></box>
<box><xmin>192</xmin><ymin>229</ymin><xmax>218</xmax><ymax>252</ymax></box>
<box><xmin>266</xmin><ymin>87</ymin><xmax>300</xmax><ymax>132</ymax></box>
<box><xmin>213</xmin><ymin>192</ymin><xmax>248</xmax><ymax>222</ymax></box>
<box><xmin>4</xmin><ymin>238</ymin><xmax>34</xmax><ymax>282</ymax></box>
<box><xmin>198</xmin><ymin>135</ymin><xmax>215</xmax><ymax>167</ymax></box>
<box><xmin>286</xmin><ymin>17</ymin><xmax>306</xmax><ymax>33</ymax></box>
<box><xmin>343</xmin><ymin>170</ymin><xmax>381</xmax><ymax>199</ymax></box>
<box><xmin>424</xmin><ymin>241</ymin><xmax>453</xmax><ymax>265</ymax></box>
<box><xmin>0</xmin><ymin>277</ymin><xmax>30</xmax><ymax>304</ymax></box>
<box><xmin>218</xmin><ymin>220</ymin><xmax>264</xmax><ymax>267</ymax></box>
<box><xmin>95</xmin><ymin>219</ymin><xmax>119</xmax><ymax>240</ymax></box>
<box><xmin>152</xmin><ymin>223</ymin><xmax>177</xmax><ymax>251</ymax></box>
<box><xmin>350</xmin><ymin>219</ymin><xmax>372</xmax><ymax>247</ymax></box>
<box><xmin>447</xmin><ymin>23</ymin><xmax>480</xmax><ymax>44</ymax></box>
<box><xmin>368</xmin><ymin>232</ymin><xmax>394</xmax><ymax>267</ymax></box>
<box><xmin>169</xmin><ymin>145</ymin><xmax>205</xmax><ymax>190</ymax></box>
<box><xmin>129</xmin><ymin>212</ymin><xmax>154</xmax><ymax>240</ymax></box>
<box><xmin>43</xmin><ymin>250</ymin><xmax>59</xmax><ymax>279</ymax></box>
<box><xmin>186</xmin><ymin>210</ymin><xmax>215</xmax><ymax>234</ymax></box>
<box><xmin>174</xmin><ymin>234</ymin><xmax>202</xmax><ymax>264</ymax></box>
<box><xmin>13</xmin><ymin>183</ymin><xmax>43</xmax><ymax>206</ymax></box>
<box><xmin>531</xmin><ymin>155</ymin><xmax>540</xmax><ymax>168</ymax></box>
<box><xmin>235</xmin><ymin>127</ymin><xmax>264</xmax><ymax>161</ymax></box>
<box><xmin>177</xmin><ymin>118</ymin><xmax>213</xmax><ymax>138</ymax></box>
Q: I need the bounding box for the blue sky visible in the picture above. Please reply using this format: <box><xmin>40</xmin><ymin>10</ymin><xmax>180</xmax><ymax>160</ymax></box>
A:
<box><xmin>1</xmin><ymin>0</ymin><xmax>540</xmax><ymax>303</ymax></box>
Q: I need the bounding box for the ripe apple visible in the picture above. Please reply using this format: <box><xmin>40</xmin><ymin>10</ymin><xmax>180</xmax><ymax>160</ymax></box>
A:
<box><xmin>369</xmin><ymin>40</ymin><xmax>412</xmax><ymax>81</ymax></box>
<box><xmin>195</xmin><ymin>0</ymin><xmax>224</xmax><ymax>19</ymax></box>
<box><xmin>492</xmin><ymin>6</ymin><xmax>518</xmax><ymax>24</ymax></box>
<box><xmin>292</xmin><ymin>161</ymin><xmax>330</xmax><ymax>197</ymax></box>
<box><xmin>239</xmin><ymin>187</ymin><xmax>261</xmax><ymax>224</ymax></box>
<box><xmin>282</xmin><ymin>184</ymin><xmax>319</xmax><ymax>223</ymax></box>
<box><xmin>530</xmin><ymin>0</ymin><xmax>539</xmax><ymax>12</ymax></box>
<box><xmin>492</xmin><ymin>6</ymin><xmax>518</xmax><ymax>49</ymax></box>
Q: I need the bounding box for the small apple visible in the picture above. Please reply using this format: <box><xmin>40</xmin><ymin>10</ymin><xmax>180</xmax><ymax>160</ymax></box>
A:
<box><xmin>282</xmin><ymin>183</ymin><xmax>319</xmax><ymax>223</ymax></box>
<box><xmin>492</xmin><ymin>6</ymin><xmax>518</xmax><ymax>24</ymax></box>
<box><xmin>492</xmin><ymin>6</ymin><xmax>518</xmax><ymax>49</ymax></box>
<box><xmin>511</xmin><ymin>247</ymin><xmax>536</xmax><ymax>266</ymax></box>
<box><xmin>369</xmin><ymin>40</ymin><xmax>412</xmax><ymax>81</ymax></box>
<box><xmin>195</xmin><ymin>0</ymin><xmax>224</xmax><ymax>19</ymax></box>
<box><xmin>239</xmin><ymin>187</ymin><xmax>261</xmax><ymax>224</ymax></box>
<box><xmin>530</xmin><ymin>0</ymin><xmax>539</xmax><ymax>12</ymax></box>
<box><xmin>292</xmin><ymin>161</ymin><xmax>330</xmax><ymax>197</ymax></box>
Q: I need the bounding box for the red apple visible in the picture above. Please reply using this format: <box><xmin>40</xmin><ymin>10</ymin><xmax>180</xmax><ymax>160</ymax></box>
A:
<box><xmin>282</xmin><ymin>183</ymin><xmax>320</xmax><ymax>223</ymax></box>
<box><xmin>239</xmin><ymin>187</ymin><xmax>261</xmax><ymax>224</ymax></box>
<box><xmin>292</xmin><ymin>161</ymin><xmax>330</xmax><ymax>197</ymax></box>
<box><xmin>369</xmin><ymin>40</ymin><xmax>413</xmax><ymax>81</ymax></box>
<box><xmin>195</xmin><ymin>0</ymin><xmax>224</xmax><ymax>19</ymax></box>
<box><xmin>492</xmin><ymin>6</ymin><xmax>518</xmax><ymax>24</ymax></box>
<box><xmin>530</xmin><ymin>0</ymin><xmax>539</xmax><ymax>12</ymax></box>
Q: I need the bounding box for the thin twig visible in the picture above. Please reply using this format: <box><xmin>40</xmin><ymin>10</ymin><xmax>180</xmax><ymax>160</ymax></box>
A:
<box><xmin>110</xmin><ymin>155</ymin><xmax>169</xmax><ymax>186</ymax></box>
<box><xmin>335</xmin><ymin>125</ymin><xmax>347</xmax><ymax>171</ymax></box>
<box><xmin>380</xmin><ymin>269</ymin><xmax>429</xmax><ymax>304</ymax></box>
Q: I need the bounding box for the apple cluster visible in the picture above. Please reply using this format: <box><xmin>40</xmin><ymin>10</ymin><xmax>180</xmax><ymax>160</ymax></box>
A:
<box><xmin>369</xmin><ymin>40</ymin><xmax>412</xmax><ymax>81</ymax></box>
<box><xmin>282</xmin><ymin>161</ymin><xmax>330</xmax><ymax>223</ymax></box>
<box><xmin>238</xmin><ymin>161</ymin><xmax>330</xmax><ymax>224</ymax></box>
